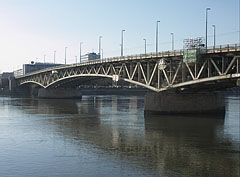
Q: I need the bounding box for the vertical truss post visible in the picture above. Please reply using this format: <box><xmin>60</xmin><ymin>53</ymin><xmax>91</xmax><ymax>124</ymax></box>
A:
<box><xmin>182</xmin><ymin>62</ymin><xmax>187</xmax><ymax>82</ymax></box>
<box><xmin>195</xmin><ymin>62</ymin><xmax>197</xmax><ymax>78</ymax></box>
<box><xmin>122</xmin><ymin>64</ymin><xmax>126</xmax><ymax>78</ymax></box>
<box><xmin>130</xmin><ymin>63</ymin><xmax>133</xmax><ymax>78</ymax></box>
<box><xmin>170</xmin><ymin>60</ymin><xmax>172</xmax><ymax>83</ymax></box>
<box><xmin>237</xmin><ymin>57</ymin><xmax>239</xmax><ymax>73</ymax></box>
<box><xmin>158</xmin><ymin>69</ymin><xmax>161</xmax><ymax>89</ymax></box>
<box><xmin>147</xmin><ymin>62</ymin><xmax>150</xmax><ymax>83</ymax></box>
<box><xmin>222</xmin><ymin>56</ymin><xmax>225</xmax><ymax>74</ymax></box>
<box><xmin>207</xmin><ymin>59</ymin><xmax>211</xmax><ymax>77</ymax></box>
<box><xmin>138</xmin><ymin>63</ymin><xmax>141</xmax><ymax>82</ymax></box>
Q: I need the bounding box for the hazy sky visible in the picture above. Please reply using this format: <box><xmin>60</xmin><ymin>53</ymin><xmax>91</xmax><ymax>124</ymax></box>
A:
<box><xmin>0</xmin><ymin>0</ymin><xmax>239</xmax><ymax>72</ymax></box>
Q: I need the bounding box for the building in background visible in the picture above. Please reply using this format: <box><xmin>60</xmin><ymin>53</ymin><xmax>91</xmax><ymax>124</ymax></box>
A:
<box><xmin>23</xmin><ymin>62</ymin><xmax>62</xmax><ymax>75</ymax></box>
<box><xmin>81</xmin><ymin>52</ymin><xmax>100</xmax><ymax>63</ymax></box>
<box><xmin>0</xmin><ymin>72</ymin><xmax>14</xmax><ymax>89</ymax></box>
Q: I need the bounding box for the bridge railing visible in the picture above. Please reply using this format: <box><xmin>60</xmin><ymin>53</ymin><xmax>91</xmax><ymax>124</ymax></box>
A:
<box><xmin>93</xmin><ymin>43</ymin><xmax>240</xmax><ymax>63</ymax></box>
<box><xmin>201</xmin><ymin>43</ymin><xmax>240</xmax><ymax>54</ymax></box>
<box><xmin>16</xmin><ymin>43</ymin><xmax>240</xmax><ymax>78</ymax></box>
<box><xmin>77</xmin><ymin>43</ymin><xmax>240</xmax><ymax>66</ymax></box>
<box><xmin>95</xmin><ymin>49</ymin><xmax>184</xmax><ymax>63</ymax></box>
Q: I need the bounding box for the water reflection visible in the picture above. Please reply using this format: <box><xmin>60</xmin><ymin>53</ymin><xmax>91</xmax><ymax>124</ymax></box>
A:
<box><xmin>144</xmin><ymin>114</ymin><xmax>239</xmax><ymax>177</ymax></box>
<box><xmin>0</xmin><ymin>95</ymin><xmax>239</xmax><ymax>177</ymax></box>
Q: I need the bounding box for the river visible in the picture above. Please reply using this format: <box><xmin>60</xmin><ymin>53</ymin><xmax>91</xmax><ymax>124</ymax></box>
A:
<box><xmin>0</xmin><ymin>95</ymin><xmax>239</xmax><ymax>177</ymax></box>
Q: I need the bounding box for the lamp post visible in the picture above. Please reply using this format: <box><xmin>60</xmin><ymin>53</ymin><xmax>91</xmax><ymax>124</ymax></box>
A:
<box><xmin>79</xmin><ymin>42</ymin><xmax>82</xmax><ymax>63</ymax></box>
<box><xmin>121</xmin><ymin>30</ymin><xmax>125</xmax><ymax>56</ymax></box>
<box><xmin>143</xmin><ymin>38</ymin><xmax>147</xmax><ymax>55</ymax></box>
<box><xmin>54</xmin><ymin>51</ymin><xmax>56</xmax><ymax>64</ymax></box>
<box><xmin>156</xmin><ymin>20</ymin><xmax>160</xmax><ymax>53</ymax></box>
<box><xmin>101</xmin><ymin>49</ymin><xmax>103</xmax><ymax>60</ymax></box>
<box><xmin>99</xmin><ymin>36</ymin><xmax>102</xmax><ymax>59</ymax></box>
<box><xmin>44</xmin><ymin>54</ymin><xmax>46</xmax><ymax>63</ymax></box>
<box><xmin>65</xmin><ymin>47</ymin><xmax>67</xmax><ymax>64</ymax></box>
<box><xmin>170</xmin><ymin>33</ymin><xmax>174</xmax><ymax>50</ymax></box>
<box><xmin>205</xmin><ymin>7</ymin><xmax>211</xmax><ymax>50</ymax></box>
<box><xmin>212</xmin><ymin>24</ymin><xmax>216</xmax><ymax>48</ymax></box>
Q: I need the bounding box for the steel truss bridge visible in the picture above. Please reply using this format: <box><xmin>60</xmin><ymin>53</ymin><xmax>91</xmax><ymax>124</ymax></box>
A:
<box><xmin>16</xmin><ymin>44</ymin><xmax>240</xmax><ymax>92</ymax></box>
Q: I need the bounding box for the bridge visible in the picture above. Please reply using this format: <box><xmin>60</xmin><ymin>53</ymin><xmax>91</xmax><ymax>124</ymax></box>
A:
<box><xmin>14</xmin><ymin>43</ymin><xmax>240</xmax><ymax>115</ymax></box>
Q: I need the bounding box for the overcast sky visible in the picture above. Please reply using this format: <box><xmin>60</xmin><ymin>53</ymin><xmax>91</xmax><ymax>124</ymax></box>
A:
<box><xmin>0</xmin><ymin>0</ymin><xmax>239</xmax><ymax>72</ymax></box>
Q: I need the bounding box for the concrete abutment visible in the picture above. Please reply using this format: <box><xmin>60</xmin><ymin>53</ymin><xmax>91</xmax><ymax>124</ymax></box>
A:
<box><xmin>144</xmin><ymin>92</ymin><xmax>225</xmax><ymax>116</ymax></box>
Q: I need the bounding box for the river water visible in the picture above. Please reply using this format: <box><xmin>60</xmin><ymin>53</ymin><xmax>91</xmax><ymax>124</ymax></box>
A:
<box><xmin>0</xmin><ymin>95</ymin><xmax>239</xmax><ymax>177</ymax></box>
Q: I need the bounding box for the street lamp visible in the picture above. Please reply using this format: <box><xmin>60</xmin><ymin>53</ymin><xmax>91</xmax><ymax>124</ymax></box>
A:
<box><xmin>99</xmin><ymin>36</ymin><xmax>102</xmax><ymax>59</ymax></box>
<box><xmin>65</xmin><ymin>47</ymin><xmax>67</xmax><ymax>64</ymax></box>
<box><xmin>80</xmin><ymin>42</ymin><xmax>83</xmax><ymax>63</ymax></box>
<box><xmin>121</xmin><ymin>30</ymin><xmax>125</xmax><ymax>56</ymax></box>
<box><xmin>143</xmin><ymin>38</ymin><xmax>147</xmax><ymax>55</ymax></box>
<box><xmin>44</xmin><ymin>54</ymin><xmax>46</xmax><ymax>63</ymax></box>
<box><xmin>212</xmin><ymin>24</ymin><xmax>216</xmax><ymax>48</ymax></box>
<box><xmin>156</xmin><ymin>20</ymin><xmax>160</xmax><ymax>53</ymax></box>
<box><xmin>170</xmin><ymin>33</ymin><xmax>174</xmax><ymax>50</ymax></box>
<box><xmin>54</xmin><ymin>51</ymin><xmax>56</xmax><ymax>64</ymax></box>
<box><xmin>205</xmin><ymin>7</ymin><xmax>211</xmax><ymax>50</ymax></box>
<box><xmin>101</xmin><ymin>49</ymin><xmax>103</xmax><ymax>60</ymax></box>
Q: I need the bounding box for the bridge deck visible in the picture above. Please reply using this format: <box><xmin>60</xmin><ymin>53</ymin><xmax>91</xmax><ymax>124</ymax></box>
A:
<box><xmin>15</xmin><ymin>43</ymin><xmax>240</xmax><ymax>93</ymax></box>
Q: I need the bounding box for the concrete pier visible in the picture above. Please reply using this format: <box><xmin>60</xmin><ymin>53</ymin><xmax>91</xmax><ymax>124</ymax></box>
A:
<box><xmin>38</xmin><ymin>88</ymin><xmax>82</xmax><ymax>99</ymax></box>
<box><xmin>144</xmin><ymin>92</ymin><xmax>225</xmax><ymax>116</ymax></box>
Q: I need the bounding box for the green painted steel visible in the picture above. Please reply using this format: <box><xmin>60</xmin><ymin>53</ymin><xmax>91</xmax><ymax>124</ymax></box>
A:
<box><xmin>183</xmin><ymin>49</ymin><xmax>200</xmax><ymax>63</ymax></box>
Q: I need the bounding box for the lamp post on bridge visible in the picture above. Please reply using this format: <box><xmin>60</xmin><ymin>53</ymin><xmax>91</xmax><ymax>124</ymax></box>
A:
<box><xmin>44</xmin><ymin>54</ymin><xmax>46</xmax><ymax>63</ymax></box>
<box><xmin>121</xmin><ymin>29</ymin><xmax>125</xmax><ymax>56</ymax></box>
<box><xmin>54</xmin><ymin>51</ymin><xmax>56</xmax><ymax>64</ymax></box>
<box><xmin>170</xmin><ymin>33</ymin><xmax>174</xmax><ymax>51</ymax></box>
<box><xmin>212</xmin><ymin>24</ymin><xmax>216</xmax><ymax>49</ymax></box>
<box><xmin>64</xmin><ymin>47</ymin><xmax>67</xmax><ymax>65</ymax></box>
<box><xmin>143</xmin><ymin>38</ymin><xmax>147</xmax><ymax>55</ymax></box>
<box><xmin>101</xmin><ymin>49</ymin><xmax>103</xmax><ymax>60</ymax></box>
<box><xmin>239</xmin><ymin>0</ymin><xmax>240</xmax><ymax>44</ymax></box>
<box><xmin>80</xmin><ymin>42</ymin><xmax>83</xmax><ymax>63</ymax></box>
<box><xmin>205</xmin><ymin>7</ymin><xmax>211</xmax><ymax>50</ymax></box>
<box><xmin>99</xmin><ymin>36</ymin><xmax>102</xmax><ymax>59</ymax></box>
<box><xmin>156</xmin><ymin>20</ymin><xmax>160</xmax><ymax>54</ymax></box>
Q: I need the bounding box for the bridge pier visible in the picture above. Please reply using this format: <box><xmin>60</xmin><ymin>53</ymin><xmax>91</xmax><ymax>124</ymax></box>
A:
<box><xmin>38</xmin><ymin>88</ymin><xmax>82</xmax><ymax>99</ymax></box>
<box><xmin>144</xmin><ymin>92</ymin><xmax>225</xmax><ymax>117</ymax></box>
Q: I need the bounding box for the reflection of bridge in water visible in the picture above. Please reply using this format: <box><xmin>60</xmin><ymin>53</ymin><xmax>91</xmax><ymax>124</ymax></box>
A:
<box><xmin>12</xmin><ymin>96</ymin><xmax>239</xmax><ymax>177</ymax></box>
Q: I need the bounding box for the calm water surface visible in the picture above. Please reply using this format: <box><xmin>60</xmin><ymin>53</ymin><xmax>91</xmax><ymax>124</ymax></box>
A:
<box><xmin>0</xmin><ymin>95</ymin><xmax>239</xmax><ymax>177</ymax></box>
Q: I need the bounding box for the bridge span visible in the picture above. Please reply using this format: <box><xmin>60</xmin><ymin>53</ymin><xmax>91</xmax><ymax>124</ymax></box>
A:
<box><xmin>15</xmin><ymin>43</ymin><xmax>240</xmax><ymax>92</ymax></box>
<box><xmin>14</xmin><ymin>43</ymin><xmax>240</xmax><ymax>115</ymax></box>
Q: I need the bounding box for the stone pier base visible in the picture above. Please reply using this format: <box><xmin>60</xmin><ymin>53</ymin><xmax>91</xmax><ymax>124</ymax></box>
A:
<box><xmin>144</xmin><ymin>92</ymin><xmax>225</xmax><ymax>116</ymax></box>
<box><xmin>38</xmin><ymin>88</ymin><xmax>82</xmax><ymax>99</ymax></box>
